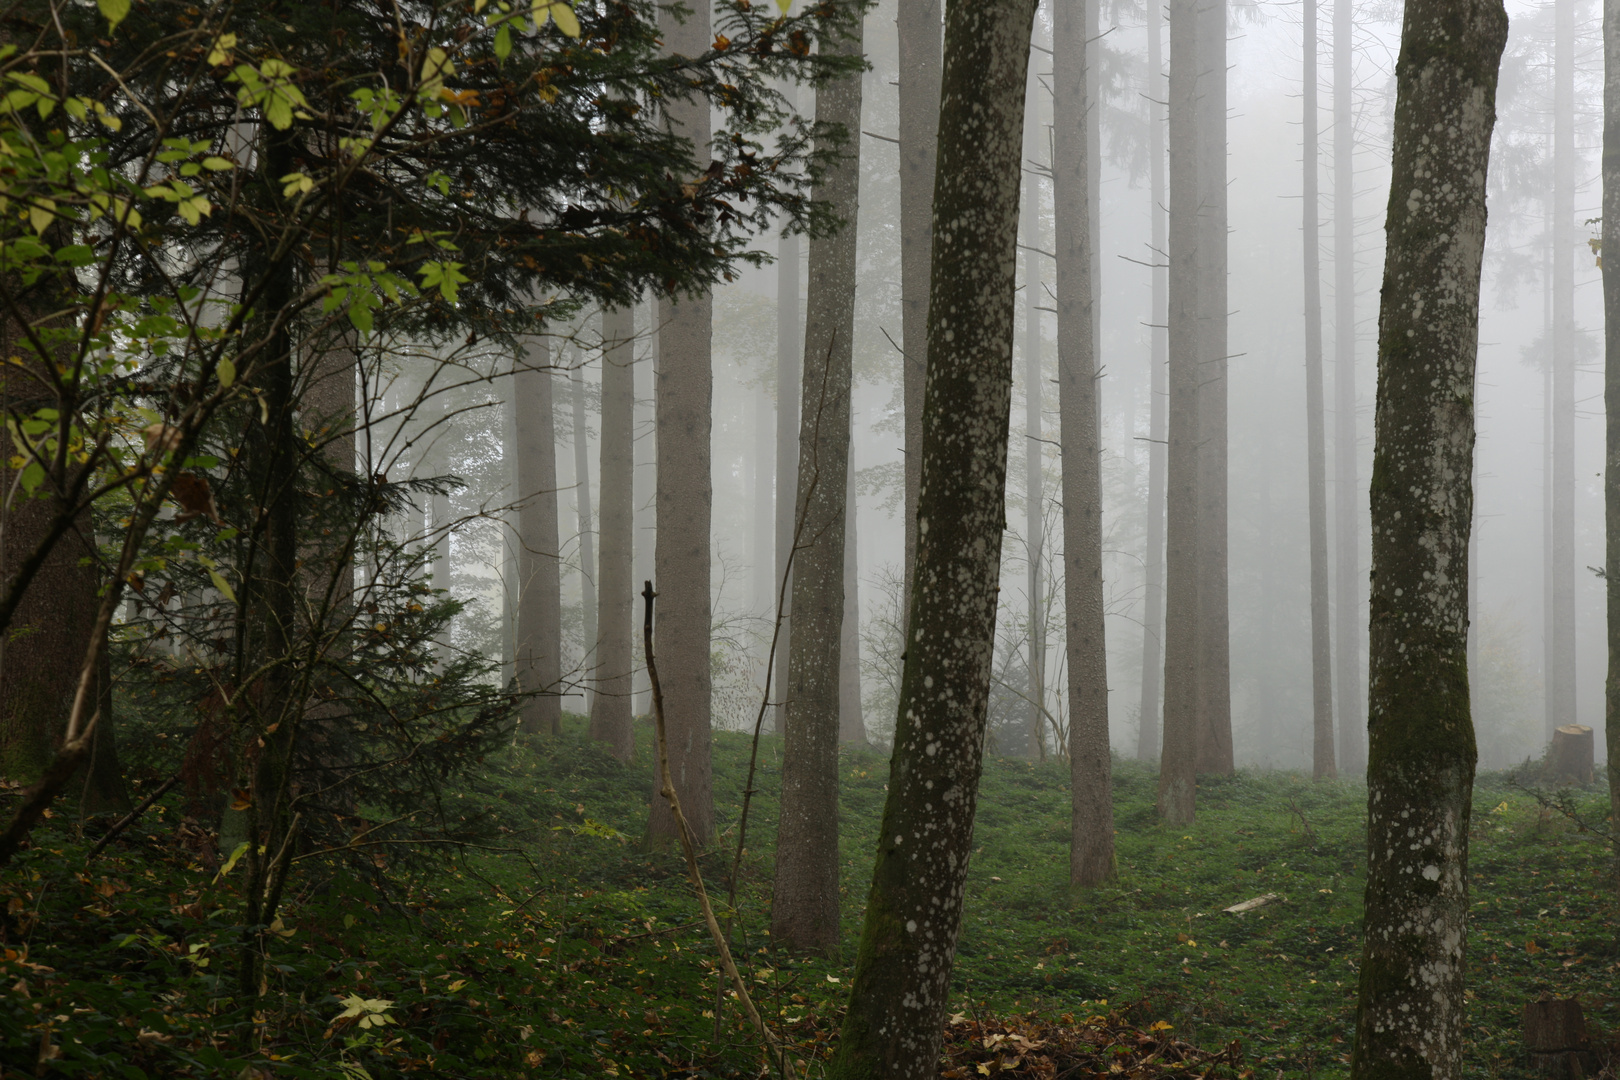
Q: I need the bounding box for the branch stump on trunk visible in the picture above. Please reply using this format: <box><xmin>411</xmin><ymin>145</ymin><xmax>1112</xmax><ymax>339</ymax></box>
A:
<box><xmin>1549</xmin><ymin>724</ymin><xmax>1594</xmax><ymax>785</ymax></box>
<box><xmin>1524</xmin><ymin>997</ymin><xmax>1593</xmax><ymax>1077</ymax></box>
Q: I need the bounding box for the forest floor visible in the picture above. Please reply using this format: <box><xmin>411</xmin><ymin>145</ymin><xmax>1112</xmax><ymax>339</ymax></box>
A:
<box><xmin>1</xmin><ymin>718</ymin><xmax>1616</xmax><ymax>1079</ymax></box>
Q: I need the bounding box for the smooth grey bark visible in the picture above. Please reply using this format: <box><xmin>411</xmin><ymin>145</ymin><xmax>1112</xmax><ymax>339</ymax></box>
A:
<box><xmin>1138</xmin><ymin>0</ymin><xmax>1168</xmax><ymax>764</ymax></box>
<box><xmin>774</xmin><ymin>94</ymin><xmax>803</xmax><ymax>736</ymax></box>
<box><xmin>1549</xmin><ymin>0</ymin><xmax>1576</xmax><ymax>745</ymax></box>
<box><xmin>1605</xmin><ymin>0</ymin><xmax>1620</xmax><ymax>882</ymax></box>
<box><xmin>1023</xmin><ymin>87</ymin><xmax>1047</xmax><ymax>760</ymax></box>
<box><xmin>633</xmin><ymin>301</ymin><xmax>656</xmax><ymax>715</ymax></box>
<box><xmin>1349</xmin><ymin>0</ymin><xmax>1505</xmax><ymax>1067</ymax></box>
<box><xmin>648</xmin><ymin>0</ymin><xmax>715</xmax><ymax>847</ymax></box>
<box><xmin>571</xmin><ymin>358</ymin><xmax>598</xmax><ymax>711</ymax></box>
<box><xmin>772</xmin><ymin>6</ymin><xmax>862</xmax><ymax>954</ymax></box>
<box><xmin>827</xmin><ymin>0</ymin><xmax>1035</xmax><ymax>1066</ymax></box>
<box><xmin>1055</xmin><ymin>0</ymin><xmax>1114</xmax><ymax>887</ymax></box>
<box><xmin>1194</xmin><ymin>0</ymin><xmax>1233</xmax><ymax>776</ymax></box>
<box><xmin>1305</xmin><ymin>0</ymin><xmax>1336</xmax><ymax>781</ymax></box>
<box><xmin>590</xmin><ymin>306</ymin><xmax>635</xmax><ymax>762</ymax></box>
<box><xmin>898</xmin><ymin>0</ymin><xmax>941</xmax><ymax>633</ymax></box>
<box><xmin>1157</xmin><ymin>0</ymin><xmax>1199</xmax><ymax>826</ymax></box>
<box><xmin>516</xmin><ymin>344</ymin><xmax>563</xmax><ymax>736</ymax></box>
<box><xmin>841</xmin><ymin>421</ymin><xmax>867</xmax><ymax>744</ymax></box>
<box><xmin>1334</xmin><ymin>0</ymin><xmax>1364</xmax><ymax>775</ymax></box>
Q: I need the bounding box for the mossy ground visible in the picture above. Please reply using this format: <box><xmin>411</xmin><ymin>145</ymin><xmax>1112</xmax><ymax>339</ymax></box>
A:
<box><xmin>1</xmin><ymin>717</ymin><xmax>1613</xmax><ymax>1078</ymax></box>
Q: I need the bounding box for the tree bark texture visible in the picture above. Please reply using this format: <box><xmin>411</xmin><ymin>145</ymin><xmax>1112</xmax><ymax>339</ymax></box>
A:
<box><xmin>827</xmin><ymin>0</ymin><xmax>1035</xmax><ymax>1066</ymax></box>
<box><xmin>1349</xmin><ymin>0</ymin><xmax>1505</xmax><ymax>1069</ymax></box>
<box><xmin>898</xmin><ymin>0</ymin><xmax>941</xmax><ymax>635</ymax></box>
<box><xmin>774</xmin><ymin>139</ymin><xmax>802</xmax><ymax>736</ymax></box>
<box><xmin>590</xmin><ymin>306</ymin><xmax>636</xmax><ymax>761</ymax></box>
<box><xmin>1194</xmin><ymin>0</ymin><xmax>1233</xmax><ymax>777</ymax></box>
<box><xmin>1603</xmin><ymin>0</ymin><xmax>1620</xmax><ymax>883</ymax></box>
<box><xmin>633</xmin><ymin>307</ymin><xmax>656</xmax><ymax>715</ymax></box>
<box><xmin>1139</xmin><ymin>0</ymin><xmax>1168</xmax><ymax>764</ymax></box>
<box><xmin>772</xmin><ymin>3</ymin><xmax>863</xmax><ymax>955</ymax></box>
<box><xmin>1335</xmin><ymin>0</ymin><xmax>1364</xmax><ymax>775</ymax></box>
<box><xmin>571</xmin><ymin>358</ymin><xmax>598</xmax><ymax>709</ymax></box>
<box><xmin>1055</xmin><ymin>0</ymin><xmax>1114</xmax><ymax>887</ymax></box>
<box><xmin>1304</xmin><ymin>0</ymin><xmax>1336</xmax><ymax>781</ymax></box>
<box><xmin>1157</xmin><ymin>0</ymin><xmax>1200</xmax><ymax>826</ymax></box>
<box><xmin>516</xmin><ymin>345</ymin><xmax>563</xmax><ymax>736</ymax></box>
<box><xmin>1549</xmin><ymin>0</ymin><xmax>1576</xmax><ymax>746</ymax></box>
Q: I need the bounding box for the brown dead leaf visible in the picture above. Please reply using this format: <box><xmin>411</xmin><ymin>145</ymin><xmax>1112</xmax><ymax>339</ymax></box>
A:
<box><xmin>171</xmin><ymin>472</ymin><xmax>223</xmax><ymax>525</ymax></box>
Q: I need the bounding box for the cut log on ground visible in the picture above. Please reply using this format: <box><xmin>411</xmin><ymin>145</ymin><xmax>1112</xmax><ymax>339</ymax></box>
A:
<box><xmin>1524</xmin><ymin>997</ymin><xmax>1593</xmax><ymax>1078</ymax></box>
<box><xmin>1549</xmin><ymin>725</ymin><xmax>1594</xmax><ymax>785</ymax></box>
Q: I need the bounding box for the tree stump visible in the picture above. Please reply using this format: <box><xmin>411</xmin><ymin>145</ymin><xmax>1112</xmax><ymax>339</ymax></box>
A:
<box><xmin>1524</xmin><ymin>997</ymin><xmax>1593</xmax><ymax>1077</ymax></box>
<box><xmin>1549</xmin><ymin>725</ymin><xmax>1595</xmax><ymax>785</ymax></box>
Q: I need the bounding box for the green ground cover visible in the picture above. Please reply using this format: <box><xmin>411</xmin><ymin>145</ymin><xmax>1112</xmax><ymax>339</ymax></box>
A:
<box><xmin>0</xmin><ymin>718</ymin><xmax>1613</xmax><ymax>1078</ymax></box>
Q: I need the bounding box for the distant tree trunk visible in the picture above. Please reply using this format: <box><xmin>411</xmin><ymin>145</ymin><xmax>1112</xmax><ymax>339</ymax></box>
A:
<box><xmin>827</xmin><ymin>0</ymin><xmax>1035</xmax><ymax>1067</ymax></box>
<box><xmin>590</xmin><ymin>306</ymin><xmax>636</xmax><ymax>761</ymax></box>
<box><xmin>1334</xmin><ymin>0</ymin><xmax>1364</xmax><ymax>775</ymax></box>
<box><xmin>648</xmin><ymin>0</ymin><xmax>715</xmax><ymax>847</ymax></box>
<box><xmin>502</xmin><ymin>382</ymin><xmax>518</xmax><ymax>688</ymax></box>
<box><xmin>1139</xmin><ymin>0</ymin><xmax>1168</xmax><ymax>764</ymax></box>
<box><xmin>1023</xmin><ymin>88</ymin><xmax>1047</xmax><ymax>761</ymax></box>
<box><xmin>1194</xmin><ymin>0</ymin><xmax>1233</xmax><ymax>776</ymax></box>
<box><xmin>1349</xmin><ymin>0</ymin><xmax>1505</xmax><ymax>1067</ymax></box>
<box><xmin>1550</xmin><ymin>0</ymin><xmax>1576</xmax><ymax>746</ymax></box>
<box><xmin>432</xmin><ymin>397</ymin><xmax>453</xmax><ymax>668</ymax></box>
<box><xmin>1157</xmin><ymin>0</ymin><xmax>1200</xmax><ymax>826</ymax></box>
<box><xmin>516</xmin><ymin>344</ymin><xmax>563</xmax><ymax>736</ymax></box>
<box><xmin>1304</xmin><ymin>0</ymin><xmax>1336</xmax><ymax>781</ymax></box>
<box><xmin>754</xmin><ymin>384</ymin><xmax>775</xmax><ymax>617</ymax></box>
<box><xmin>772</xmin><ymin>6</ymin><xmax>863</xmax><ymax>953</ymax></box>
<box><xmin>1602</xmin><ymin>0</ymin><xmax>1620</xmax><ymax>884</ymax></box>
<box><xmin>841</xmin><ymin>421</ymin><xmax>867</xmax><ymax>745</ymax></box>
<box><xmin>633</xmin><ymin>304</ymin><xmax>656</xmax><ymax>716</ymax></box>
<box><xmin>898</xmin><ymin>0</ymin><xmax>942</xmax><ymax>635</ymax></box>
<box><xmin>774</xmin><ymin>99</ymin><xmax>803</xmax><ymax>735</ymax></box>
<box><xmin>572</xmin><ymin>358</ymin><xmax>598</xmax><ymax>711</ymax></box>
<box><xmin>1055</xmin><ymin>0</ymin><xmax>1114</xmax><ymax>886</ymax></box>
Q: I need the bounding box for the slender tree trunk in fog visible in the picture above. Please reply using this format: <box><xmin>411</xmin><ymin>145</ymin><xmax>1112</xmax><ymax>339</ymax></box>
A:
<box><xmin>1304</xmin><ymin>0</ymin><xmax>1336</xmax><ymax>781</ymax></box>
<box><xmin>1055</xmin><ymin>0</ymin><xmax>1114</xmax><ymax>886</ymax></box>
<box><xmin>1349</xmin><ymin>0</ymin><xmax>1504</xmax><ymax>1066</ymax></box>
<box><xmin>634</xmin><ymin>306</ymin><xmax>655</xmax><ymax>715</ymax></box>
<box><xmin>828</xmin><ymin>0</ymin><xmax>1035</xmax><ymax>1066</ymax></box>
<box><xmin>1023</xmin><ymin>104</ymin><xmax>1047</xmax><ymax>760</ymax></box>
<box><xmin>1550</xmin><ymin>0</ymin><xmax>1576</xmax><ymax>745</ymax></box>
<box><xmin>774</xmin><ymin>84</ymin><xmax>802</xmax><ymax>736</ymax></box>
<box><xmin>841</xmin><ymin>422</ymin><xmax>867</xmax><ymax>744</ymax></box>
<box><xmin>432</xmin><ymin>447</ymin><xmax>452</xmax><ymax>667</ymax></box>
<box><xmin>1602</xmin><ymin>0</ymin><xmax>1620</xmax><ymax>880</ymax></box>
<box><xmin>502</xmin><ymin>387</ymin><xmax>518</xmax><ymax>688</ymax></box>
<box><xmin>1195</xmin><ymin>0</ymin><xmax>1233</xmax><ymax>776</ymax></box>
<box><xmin>772</xmin><ymin>2</ymin><xmax>862</xmax><ymax>954</ymax></box>
<box><xmin>899</xmin><ymin>0</ymin><xmax>942</xmax><ymax>631</ymax></box>
<box><xmin>572</xmin><ymin>360</ymin><xmax>598</xmax><ymax>710</ymax></box>
<box><xmin>1334</xmin><ymin>0</ymin><xmax>1363</xmax><ymax>774</ymax></box>
<box><xmin>516</xmin><ymin>345</ymin><xmax>563</xmax><ymax>736</ymax></box>
<box><xmin>590</xmin><ymin>307</ymin><xmax>635</xmax><ymax>762</ymax></box>
<box><xmin>1139</xmin><ymin>0</ymin><xmax>1168</xmax><ymax>763</ymax></box>
<box><xmin>648</xmin><ymin>0</ymin><xmax>716</xmax><ymax>847</ymax></box>
<box><xmin>1157</xmin><ymin>0</ymin><xmax>1200</xmax><ymax>826</ymax></box>
<box><xmin>754</xmin><ymin>387</ymin><xmax>775</xmax><ymax>616</ymax></box>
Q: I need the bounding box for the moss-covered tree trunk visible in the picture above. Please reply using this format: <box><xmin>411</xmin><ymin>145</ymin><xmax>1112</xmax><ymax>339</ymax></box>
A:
<box><xmin>590</xmin><ymin>306</ymin><xmax>636</xmax><ymax>761</ymax></box>
<box><xmin>771</xmin><ymin>0</ymin><xmax>863</xmax><ymax>954</ymax></box>
<box><xmin>1349</xmin><ymin>0</ymin><xmax>1505</xmax><ymax>1068</ymax></box>
<box><xmin>1603</xmin><ymin>0</ymin><xmax>1620</xmax><ymax>886</ymax></box>
<box><xmin>825</xmin><ymin>0</ymin><xmax>1035</xmax><ymax>1067</ymax></box>
<box><xmin>516</xmin><ymin>344</ymin><xmax>563</xmax><ymax>736</ymax></box>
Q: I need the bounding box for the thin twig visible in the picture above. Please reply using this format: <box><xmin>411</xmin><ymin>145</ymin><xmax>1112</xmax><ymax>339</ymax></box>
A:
<box><xmin>86</xmin><ymin>771</ymin><xmax>182</xmax><ymax>861</ymax></box>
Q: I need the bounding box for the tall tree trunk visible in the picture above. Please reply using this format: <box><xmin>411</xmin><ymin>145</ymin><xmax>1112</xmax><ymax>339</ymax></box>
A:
<box><xmin>590</xmin><ymin>307</ymin><xmax>636</xmax><ymax>761</ymax></box>
<box><xmin>841</xmin><ymin>419</ymin><xmax>868</xmax><ymax>744</ymax></box>
<box><xmin>1604</xmin><ymin>0</ymin><xmax>1620</xmax><ymax>884</ymax></box>
<box><xmin>754</xmin><ymin>384</ymin><xmax>775</xmax><ymax>617</ymax></box>
<box><xmin>649</xmin><ymin>0</ymin><xmax>715</xmax><ymax>846</ymax></box>
<box><xmin>1157</xmin><ymin>0</ymin><xmax>1200</xmax><ymax>826</ymax></box>
<box><xmin>1550</xmin><ymin>0</ymin><xmax>1576</xmax><ymax>746</ymax></box>
<box><xmin>633</xmin><ymin>303</ymin><xmax>656</xmax><ymax>715</ymax></box>
<box><xmin>1055</xmin><ymin>0</ymin><xmax>1114</xmax><ymax>887</ymax></box>
<box><xmin>1023</xmin><ymin>91</ymin><xmax>1047</xmax><ymax>761</ymax></box>
<box><xmin>772</xmin><ymin>7</ymin><xmax>863</xmax><ymax>953</ymax></box>
<box><xmin>1194</xmin><ymin>0</ymin><xmax>1233</xmax><ymax>776</ymax></box>
<box><xmin>516</xmin><ymin>344</ymin><xmax>563</xmax><ymax>736</ymax></box>
<box><xmin>1304</xmin><ymin>0</ymin><xmax>1336</xmax><ymax>781</ymax></box>
<box><xmin>502</xmin><ymin>381</ymin><xmax>518</xmax><ymax>689</ymax></box>
<box><xmin>1139</xmin><ymin>0</ymin><xmax>1168</xmax><ymax>763</ymax></box>
<box><xmin>828</xmin><ymin>0</ymin><xmax>1034</xmax><ymax>1067</ymax></box>
<box><xmin>899</xmin><ymin>0</ymin><xmax>942</xmax><ymax>635</ymax></box>
<box><xmin>774</xmin><ymin>101</ymin><xmax>803</xmax><ymax>735</ymax></box>
<box><xmin>572</xmin><ymin>359</ymin><xmax>598</xmax><ymax>711</ymax></box>
<box><xmin>1334</xmin><ymin>0</ymin><xmax>1364</xmax><ymax>774</ymax></box>
<box><xmin>432</xmin><ymin>394</ymin><xmax>453</xmax><ymax>668</ymax></box>
<box><xmin>1349</xmin><ymin>0</ymin><xmax>1505</xmax><ymax>1066</ymax></box>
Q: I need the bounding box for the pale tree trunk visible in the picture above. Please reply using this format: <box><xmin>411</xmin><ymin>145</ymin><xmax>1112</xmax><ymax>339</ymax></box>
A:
<box><xmin>502</xmin><ymin>385</ymin><xmax>518</xmax><ymax>688</ymax></box>
<box><xmin>1334</xmin><ymin>0</ymin><xmax>1364</xmax><ymax>774</ymax></box>
<box><xmin>772</xmin><ymin>5</ymin><xmax>863</xmax><ymax>954</ymax></box>
<box><xmin>1304</xmin><ymin>0</ymin><xmax>1336</xmax><ymax>780</ymax></box>
<box><xmin>590</xmin><ymin>306</ymin><xmax>636</xmax><ymax>761</ymax></box>
<box><xmin>432</xmin><ymin>391</ymin><xmax>453</xmax><ymax>668</ymax></box>
<box><xmin>633</xmin><ymin>304</ymin><xmax>656</xmax><ymax>715</ymax></box>
<box><xmin>841</xmin><ymin>420</ymin><xmax>867</xmax><ymax>744</ymax></box>
<box><xmin>1138</xmin><ymin>0</ymin><xmax>1168</xmax><ymax>763</ymax></box>
<box><xmin>516</xmin><ymin>344</ymin><xmax>563</xmax><ymax>736</ymax></box>
<box><xmin>1550</xmin><ymin>0</ymin><xmax>1576</xmax><ymax>745</ymax></box>
<box><xmin>1023</xmin><ymin>91</ymin><xmax>1046</xmax><ymax>760</ymax></box>
<box><xmin>648</xmin><ymin>0</ymin><xmax>715</xmax><ymax>846</ymax></box>
<box><xmin>898</xmin><ymin>0</ymin><xmax>942</xmax><ymax>635</ymax></box>
<box><xmin>1157</xmin><ymin>0</ymin><xmax>1200</xmax><ymax>826</ymax></box>
<box><xmin>774</xmin><ymin>94</ymin><xmax>803</xmax><ymax>735</ymax></box>
<box><xmin>827</xmin><ymin>0</ymin><xmax>1035</xmax><ymax>1067</ymax></box>
<box><xmin>754</xmin><ymin>385</ymin><xmax>775</xmax><ymax>616</ymax></box>
<box><xmin>1603</xmin><ymin>0</ymin><xmax>1620</xmax><ymax>882</ymax></box>
<box><xmin>1055</xmin><ymin>0</ymin><xmax>1114</xmax><ymax>887</ymax></box>
<box><xmin>1349</xmin><ymin>0</ymin><xmax>1505</xmax><ymax>1066</ymax></box>
<box><xmin>572</xmin><ymin>359</ymin><xmax>598</xmax><ymax>712</ymax></box>
<box><xmin>1194</xmin><ymin>0</ymin><xmax>1233</xmax><ymax>776</ymax></box>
